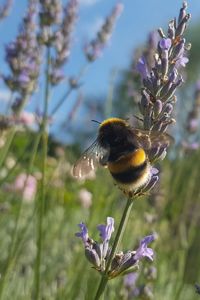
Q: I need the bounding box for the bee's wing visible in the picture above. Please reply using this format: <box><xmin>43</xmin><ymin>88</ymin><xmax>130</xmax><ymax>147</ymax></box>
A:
<box><xmin>73</xmin><ymin>140</ymin><xmax>109</xmax><ymax>178</ymax></box>
<box><xmin>132</xmin><ymin>129</ymin><xmax>173</xmax><ymax>151</ymax></box>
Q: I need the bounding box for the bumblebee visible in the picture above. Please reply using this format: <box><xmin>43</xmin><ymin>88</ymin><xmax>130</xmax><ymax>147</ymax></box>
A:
<box><xmin>73</xmin><ymin>118</ymin><xmax>172</xmax><ymax>194</ymax></box>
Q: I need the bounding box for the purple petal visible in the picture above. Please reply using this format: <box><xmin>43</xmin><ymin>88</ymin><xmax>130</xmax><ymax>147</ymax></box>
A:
<box><xmin>136</xmin><ymin>56</ymin><xmax>149</xmax><ymax>79</ymax></box>
<box><xmin>175</xmin><ymin>56</ymin><xmax>189</xmax><ymax>68</ymax></box>
<box><xmin>75</xmin><ymin>222</ymin><xmax>89</xmax><ymax>245</ymax></box>
<box><xmin>150</xmin><ymin>167</ymin><xmax>159</xmax><ymax>175</ymax></box>
<box><xmin>188</xmin><ymin>119</ymin><xmax>198</xmax><ymax>130</ymax></box>
<box><xmin>124</xmin><ymin>272</ymin><xmax>139</xmax><ymax>288</ymax></box>
<box><xmin>159</xmin><ymin>38</ymin><xmax>172</xmax><ymax>50</ymax></box>
<box><xmin>97</xmin><ymin>217</ymin><xmax>114</xmax><ymax>242</ymax></box>
<box><xmin>5</xmin><ymin>42</ymin><xmax>17</xmax><ymax>58</ymax></box>
<box><xmin>148</xmin><ymin>31</ymin><xmax>159</xmax><ymax>48</ymax></box>
<box><xmin>18</xmin><ymin>72</ymin><xmax>30</xmax><ymax>84</ymax></box>
<box><xmin>134</xmin><ymin>234</ymin><xmax>155</xmax><ymax>262</ymax></box>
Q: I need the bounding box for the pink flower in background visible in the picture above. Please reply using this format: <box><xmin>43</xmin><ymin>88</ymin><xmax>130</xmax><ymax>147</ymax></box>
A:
<box><xmin>182</xmin><ymin>141</ymin><xmax>200</xmax><ymax>152</ymax></box>
<box><xmin>18</xmin><ymin>111</ymin><xmax>36</xmax><ymax>126</ymax></box>
<box><xmin>6</xmin><ymin>173</ymin><xmax>37</xmax><ymax>202</ymax></box>
<box><xmin>11</xmin><ymin>111</ymin><xmax>36</xmax><ymax>127</ymax></box>
<box><xmin>78</xmin><ymin>188</ymin><xmax>92</xmax><ymax>209</ymax></box>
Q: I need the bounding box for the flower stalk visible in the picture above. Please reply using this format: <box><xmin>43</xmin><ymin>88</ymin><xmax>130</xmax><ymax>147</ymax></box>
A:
<box><xmin>94</xmin><ymin>197</ymin><xmax>133</xmax><ymax>300</ymax></box>
<box><xmin>34</xmin><ymin>45</ymin><xmax>51</xmax><ymax>300</ymax></box>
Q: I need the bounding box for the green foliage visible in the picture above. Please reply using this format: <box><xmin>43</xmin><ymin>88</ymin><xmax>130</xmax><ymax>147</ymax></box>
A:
<box><xmin>186</xmin><ymin>23</ymin><xmax>200</xmax><ymax>84</ymax></box>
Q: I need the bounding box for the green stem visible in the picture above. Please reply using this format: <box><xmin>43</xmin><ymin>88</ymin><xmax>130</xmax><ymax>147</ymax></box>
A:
<box><xmin>34</xmin><ymin>46</ymin><xmax>51</xmax><ymax>300</ymax></box>
<box><xmin>94</xmin><ymin>197</ymin><xmax>133</xmax><ymax>300</ymax></box>
<box><xmin>5</xmin><ymin>92</ymin><xmax>14</xmax><ymax>114</ymax></box>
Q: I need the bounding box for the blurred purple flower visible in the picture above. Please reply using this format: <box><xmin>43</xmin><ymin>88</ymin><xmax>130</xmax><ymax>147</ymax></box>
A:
<box><xmin>18</xmin><ymin>72</ymin><xmax>30</xmax><ymax>85</ymax></box>
<box><xmin>148</xmin><ymin>31</ymin><xmax>159</xmax><ymax>49</ymax></box>
<box><xmin>195</xmin><ymin>80</ymin><xmax>200</xmax><ymax>91</ymax></box>
<box><xmin>124</xmin><ymin>272</ymin><xmax>139</xmax><ymax>288</ymax></box>
<box><xmin>188</xmin><ymin>118</ymin><xmax>198</xmax><ymax>131</ymax></box>
<box><xmin>39</xmin><ymin>0</ymin><xmax>62</xmax><ymax>27</ymax></box>
<box><xmin>84</xmin><ymin>42</ymin><xmax>103</xmax><ymax>61</ymax></box>
<box><xmin>5</xmin><ymin>173</ymin><xmax>37</xmax><ymax>202</ymax></box>
<box><xmin>175</xmin><ymin>56</ymin><xmax>189</xmax><ymax>68</ymax></box>
<box><xmin>182</xmin><ymin>141</ymin><xmax>200</xmax><ymax>151</ymax></box>
<box><xmin>4</xmin><ymin>0</ymin><xmax>41</xmax><ymax>113</ymax></box>
<box><xmin>84</xmin><ymin>3</ymin><xmax>123</xmax><ymax>62</ymax></box>
<box><xmin>0</xmin><ymin>0</ymin><xmax>13</xmax><ymax>20</ymax></box>
<box><xmin>136</xmin><ymin>56</ymin><xmax>149</xmax><ymax>79</ymax></box>
<box><xmin>49</xmin><ymin>69</ymin><xmax>65</xmax><ymax>85</ymax></box>
<box><xmin>134</xmin><ymin>235</ymin><xmax>155</xmax><ymax>261</ymax></box>
<box><xmin>124</xmin><ymin>272</ymin><xmax>140</xmax><ymax>297</ymax></box>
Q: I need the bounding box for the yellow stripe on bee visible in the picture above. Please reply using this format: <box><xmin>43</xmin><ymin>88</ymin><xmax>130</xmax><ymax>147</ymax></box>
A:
<box><xmin>108</xmin><ymin>148</ymin><xmax>146</xmax><ymax>174</ymax></box>
<box><xmin>100</xmin><ymin>118</ymin><xmax>127</xmax><ymax>128</ymax></box>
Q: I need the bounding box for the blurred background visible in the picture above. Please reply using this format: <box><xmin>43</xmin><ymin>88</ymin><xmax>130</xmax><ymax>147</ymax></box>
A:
<box><xmin>0</xmin><ymin>0</ymin><xmax>199</xmax><ymax>299</ymax></box>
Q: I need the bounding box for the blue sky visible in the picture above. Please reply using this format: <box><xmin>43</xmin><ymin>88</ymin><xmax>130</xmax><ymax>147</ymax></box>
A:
<box><xmin>0</xmin><ymin>0</ymin><xmax>199</xmax><ymax>138</ymax></box>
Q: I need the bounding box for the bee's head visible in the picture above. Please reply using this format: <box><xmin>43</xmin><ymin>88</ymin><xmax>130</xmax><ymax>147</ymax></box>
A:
<box><xmin>98</xmin><ymin>118</ymin><xmax>133</xmax><ymax>148</ymax></box>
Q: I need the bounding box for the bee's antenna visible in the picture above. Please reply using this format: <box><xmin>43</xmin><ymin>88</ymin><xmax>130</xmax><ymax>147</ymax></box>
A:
<box><xmin>91</xmin><ymin>119</ymin><xmax>101</xmax><ymax>124</ymax></box>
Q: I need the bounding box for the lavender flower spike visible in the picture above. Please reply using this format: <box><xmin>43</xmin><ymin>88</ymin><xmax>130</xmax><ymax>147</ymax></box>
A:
<box><xmin>84</xmin><ymin>3</ymin><xmax>124</xmax><ymax>62</ymax></box>
<box><xmin>134</xmin><ymin>235</ymin><xmax>155</xmax><ymax>261</ymax></box>
<box><xmin>0</xmin><ymin>0</ymin><xmax>13</xmax><ymax>20</ymax></box>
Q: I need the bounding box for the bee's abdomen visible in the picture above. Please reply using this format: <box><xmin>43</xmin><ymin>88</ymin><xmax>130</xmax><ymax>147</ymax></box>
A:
<box><xmin>108</xmin><ymin>149</ymin><xmax>146</xmax><ymax>172</ymax></box>
<box><xmin>110</xmin><ymin>162</ymin><xmax>148</xmax><ymax>184</ymax></box>
<box><xmin>107</xmin><ymin>149</ymin><xmax>150</xmax><ymax>188</ymax></box>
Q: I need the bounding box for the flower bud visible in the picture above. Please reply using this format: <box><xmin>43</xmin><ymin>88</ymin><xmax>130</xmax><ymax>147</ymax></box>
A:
<box><xmin>178</xmin><ymin>2</ymin><xmax>187</xmax><ymax>25</ymax></box>
<box><xmin>142</xmin><ymin>175</ymin><xmax>159</xmax><ymax>193</ymax></box>
<box><xmin>85</xmin><ymin>247</ymin><xmax>101</xmax><ymax>268</ymax></box>
<box><xmin>163</xmin><ymin>103</ymin><xmax>173</xmax><ymax>115</ymax></box>
<box><xmin>176</xmin><ymin>13</ymin><xmax>191</xmax><ymax>37</ymax></box>
<box><xmin>141</xmin><ymin>90</ymin><xmax>150</xmax><ymax>108</ymax></box>
<box><xmin>168</xmin><ymin>20</ymin><xmax>175</xmax><ymax>39</ymax></box>
<box><xmin>153</xmin><ymin>100</ymin><xmax>162</xmax><ymax>117</ymax></box>
<box><xmin>171</xmin><ymin>39</ymin><xmax>185</xmax><ymax>61</ymax></box>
